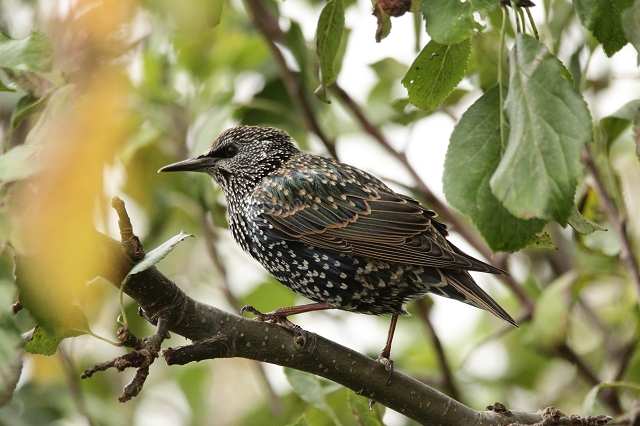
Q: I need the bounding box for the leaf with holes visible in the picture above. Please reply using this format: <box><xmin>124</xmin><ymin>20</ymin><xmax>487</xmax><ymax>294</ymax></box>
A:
<box><xmin>23</xmin><ymin>306</ymin><xmax>92</xmax><ymax>355</ymax></box>
<box><xmin>421</xmin><ymin>0</ymin><xmax>497</xmax><ymax>45</ymax></box>
<box><xmin>402</xmin><ymin>39</ymin><xmax>470</xmax><ymax>111</ymax></box>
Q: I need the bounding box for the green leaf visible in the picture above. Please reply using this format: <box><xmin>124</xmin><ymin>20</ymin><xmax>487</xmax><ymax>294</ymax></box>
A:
<box><xmin>6</xmin><ymin>94</ymin><xmax>48</xmax><ymax>141</ymax></box>
<box><xmin>622</xmin><ymin>0</ymin><xmax>640</xmax><ymax>63</ymax></box>
<box><xmin>1</xmin><ymin>68</ymin><xmax>64</xmax><ymax>97</ymax></box>
<box><xmin>0</xmin><ymin>79</ymin><xmax>16</xmax><ymax>93</ymax></box>
<box><xmin>574</xmin><ymin>0</ymin><xmax>634</xmax><ymax>56</ymax></box>
<box><xmin>468</xmin><ymin>30</ymin><xmax>509</xmax><ymax>91</ymax></box>
<box><xmin>443</xmin><ymin>86</ymin><xmax>547</xmax><ymax>252</ymax></box>
<box><xmin>421</xmin><ymin>0</ymin><xmax>497</xmax><ymax>45</ymax></box>
<box><xmin>284</xmin><ymin>369</ymin><xmax>342</xmax><ymax>425</ymax></box>
<box><xmin>568</xmin><ymin>204</ymin><xmax>606</xmax><ymax>235</ymax></box>
<box><xmin>23</xmin><ymin>306</ymin><xmax>92</xmax><ymax>356</ymax></box>
<box><xmin>401</xmin><ymin>39</ymin><xmax>471</xmax><ymax>112</ymax></box>
<box><xmin>285</xmin><ymin>368</ymin><xmax>330</xmax><ymax>411</ymax></box>
<box><xmin>528</xmin><ymin>271</ymin><xmax>578</xmax><ymax>352</ymax></box>
<box><xmin>23</xmin><ymin>327</ymin><xmax>65</xmax><ymax>356</ymax></box>
<box><xmin>0</xmin><ymin>31</ymin><xmax>53</xmax><ymax>72</ymax></box>
<box><xmin>0</xmin><ymin>32</ymin><xmax>60</xmax><ymax>95</ymax></box>
<box><xmin>583</xmin><ymin>381</ymin><xmax>640</xmax><ymax>415</ymax></box>
<box><xmin>600</xmin><ymin>98</ymin><xmax>640</xmax><ymax>147</ymax></box>
<box><xmin>524</xmin><ymin>232</ymin><xmax>557</xmax><ymax>249</ymax></box>
<box><xmin>24</xmin><ymin>84</ymin><xmax>76</xmax><ymax>147</ymax></box>
<box><xmin>315</xmin><ymin>0</ymin><xmax>345</xmax><ymax>103</ymax></box>
<box><xmin>348</xmin><ymin>392</ymin><xmax>385</xmax><ymax>426</ymax></box>
<box><xmin>491</xmin><ymin>34</ymin><xmax>593</xmax><ymax>225</ymax></box>
<box><xmin>123</xmin><ymin>231</ymin><xmax>194</xmax><ymax>282</ymax></box>
<box><xmin>0</xmin><ymin>144</ymin><xmax>43</xmax><ymax>182</ymax></box>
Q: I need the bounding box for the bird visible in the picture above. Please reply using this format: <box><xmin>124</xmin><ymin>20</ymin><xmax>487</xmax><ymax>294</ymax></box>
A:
<box><xmin>159</xmin><ymin>125</ymin><xmax>517</xmax><ymax>378</ymax></box>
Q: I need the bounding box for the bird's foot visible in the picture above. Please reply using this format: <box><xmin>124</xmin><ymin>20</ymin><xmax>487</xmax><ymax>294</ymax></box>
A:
<box><xmin>376</xmin><ymin>353</ymin><xmax>394</xmax><ymax>386</ymax></box>
<box><xmin>240</xmin><ymin>305</ymin><xmax>308</xmax><ymax>348</ymax></box>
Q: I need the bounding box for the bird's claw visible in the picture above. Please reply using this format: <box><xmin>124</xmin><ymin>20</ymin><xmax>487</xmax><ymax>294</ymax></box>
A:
<box><xmin>240</xmin><ymin>305</ymin><xmax>272</xmax><ymax>322</ymax></box>
<box><xmin>240</xmin><ymin>305</ymin><xmax>308</xmax><ymax>348</ymax></box>
<box><xmin>287</xmin><ymin>322</ymin><xmax>308</xmax><ymax>348</ymax></box>
<box><xmin>377</xmin><ymin>354</ymin><xmax>394</xmax><ymax>386</ymax></box>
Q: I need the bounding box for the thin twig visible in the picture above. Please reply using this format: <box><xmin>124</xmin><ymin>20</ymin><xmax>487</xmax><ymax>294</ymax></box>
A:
<box><xmin>200</xmin><ymin>212</ymin><xmax>282</xmax><ymax>413</ymax></box>
<box><xmin>457</xmin><ymin>310</ymin><xmax>531</xmax><ymax>372</ymax></box>
<box><xmin>582</xmin><ymin>145</ymin><xmax>640</xmax><ymax>308</ymax></box>
<box><xmin>492</xmin><ymin>253</ymin><xmax>535</xmax><ymax>314</ymax></box>
<box><xmin>557</xmin><ymin>343</ymin><xmax>623</xmax><ymax>414</ymax></box>
<box><xmin>59</xmin><ymin>347</ymin><xmax>97</xmax><ymax>426</ymax></box>
<box><xmin>415</xmin><ymin>299</ymin><xmax>461</xmax><ymax>402</ymax></box>
<box><xmin>243</xmin><ymin>0</ymin><xmax>336</xmax><ymax>158</ymax></box>
<box><xmin>613</xmin><ymin>338</ymin><xmax>638</xmax><ymax>382</ymax></box>
<box><xmin>200</xmin><ymin>212</ymin><xmax>241</xmax><ymax>310</ymax></box>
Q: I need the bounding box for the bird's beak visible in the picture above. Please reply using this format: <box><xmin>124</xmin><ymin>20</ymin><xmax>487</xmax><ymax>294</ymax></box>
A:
<box><xmin>158</xmin><ymin>155</ymin><xmax>218</xmax><ymax>173</ymax></box>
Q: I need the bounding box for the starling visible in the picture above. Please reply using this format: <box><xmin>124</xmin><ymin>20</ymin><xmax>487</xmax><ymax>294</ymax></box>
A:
<box><xmin>160</xmin><ymin>126</ymin><xmax>517</xmax><ymax>375</ymax></box>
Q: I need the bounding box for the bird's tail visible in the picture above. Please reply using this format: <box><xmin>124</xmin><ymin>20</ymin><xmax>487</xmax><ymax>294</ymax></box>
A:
<box><xmin>441</xmin><ymin>269</ymin><xmax>518</xmax><ymax>328</ymax></box>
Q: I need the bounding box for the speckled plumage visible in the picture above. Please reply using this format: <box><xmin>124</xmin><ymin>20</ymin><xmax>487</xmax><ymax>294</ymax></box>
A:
<box><xmin>160</xmin><ymin>126</ymin><xmax>516</xmax><ymax>327</ymax></box>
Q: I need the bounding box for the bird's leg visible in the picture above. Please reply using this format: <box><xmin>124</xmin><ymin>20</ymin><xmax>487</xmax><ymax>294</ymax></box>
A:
<box><xmin>377</xmin><ymin>314</ymin><xmax>399</xmax><ymax>385</ymax></box>
<box><xmin>240</xmin><ymin>302</ymin><xmax>334</xmax><ymax>347</ymax></box>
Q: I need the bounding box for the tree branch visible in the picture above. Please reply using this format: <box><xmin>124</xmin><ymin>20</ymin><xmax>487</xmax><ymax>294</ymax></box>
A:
<box><xmin>243</xmin><ymin>0</ymin><xmax>337</xmax><ymax>158</ymax></box>
<box><xmin>415</xmin><ymin>298</ymin><xmax>461</xmax><ymax>402</ymax></box>
<box><xmin>556</xmin><ymin>343</ymin><xmax>623</xmax><ymax>414</ymax></box>
<box><xmin>200</xmin><ymin>211</ymin><xmax>283</xmax><ymax>413</ymax></box>
<box><xmin>582</xmin><ymin>145</ymin><xmax>640</xmax><ymax>309</ymax></box>
<box><xmin>63</xmin><ymin>197</ymin><xmax>620</xmax><ymax>424</ymax></box>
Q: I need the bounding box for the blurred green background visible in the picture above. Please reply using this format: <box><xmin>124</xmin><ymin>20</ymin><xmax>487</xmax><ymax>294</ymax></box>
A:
<box><xmin>1</xmin><ymin>0</ymin><xmax>640</xmax><ymax>425</ymax></box>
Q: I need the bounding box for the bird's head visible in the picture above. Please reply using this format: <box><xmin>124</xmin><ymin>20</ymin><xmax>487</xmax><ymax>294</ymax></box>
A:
<box><xmin>159</xmin><ymin>126</ymin><xmax>299</xmax><ymax>190</ymax></box>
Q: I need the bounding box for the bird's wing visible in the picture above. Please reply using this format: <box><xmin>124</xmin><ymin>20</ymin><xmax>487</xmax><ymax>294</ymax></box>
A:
<box><xmin>253</xmin><ymin>165</ymin><xmax>504</xmax><ymax>274</ymax></box>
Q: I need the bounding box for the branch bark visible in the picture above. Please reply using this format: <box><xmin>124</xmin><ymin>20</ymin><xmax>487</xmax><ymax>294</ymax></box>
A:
<box><xmin>69</xmin><ymin>197</ymin><xmax>619</xmax><ymax>425</ymax></box>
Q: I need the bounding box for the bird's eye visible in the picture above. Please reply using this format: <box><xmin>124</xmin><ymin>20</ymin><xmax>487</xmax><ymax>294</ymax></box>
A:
<box><xmin>224</xmin><ymin>145</ymin><xmax>238</xmax><ymax>158</ymax></box>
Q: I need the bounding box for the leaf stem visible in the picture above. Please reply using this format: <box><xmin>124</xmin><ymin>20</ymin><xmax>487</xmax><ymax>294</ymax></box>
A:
<box><xmin>119</xmin><ymin>277</ymin><xmax>129</xmax><ymax>328</ymax></box>
<box><xmin>510</xmin><ymin>2</ymin><xmax>521</xmax><ymax>32</ymax></box>
<box><xmin>413</xmin><ymin>10</ymin><xmax>422</xmax><ymax>53</ymax></box>
<box><xmin>87</xmin><ymin>331</ymin><xmax>122</xmax><ymax>347</ymax></box>
<box><xmin>518</xmin><ymin>8</ymin><xmax>527</xmax><ymax>35</ymax></box>
<box><xmin>525</xmin><ymin>8</ymin><xmax>539</xmax><ymax>40</ymax></box>
<box><xmin>498</xmin><ymin>5</ymin><xmax>508</xmax><ymax>154</ymax></box>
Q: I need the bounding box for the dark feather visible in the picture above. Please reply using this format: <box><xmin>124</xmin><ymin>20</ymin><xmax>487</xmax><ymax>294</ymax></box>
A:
<box><xmin>254</xmin><ymin>160</ymin><xmax>506</xmax><ymax>275</ymax></box>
